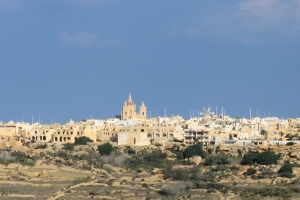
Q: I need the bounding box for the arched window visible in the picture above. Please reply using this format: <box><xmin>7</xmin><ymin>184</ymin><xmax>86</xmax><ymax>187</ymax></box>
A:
<box><xmin>169</xmin><ymin>134</ymin><xmax>174</xmax><ymax>139</ymax></box>
<box><xmin>156</xmin><ymin>134</ymin><xmax>160</xmax><ymax>138</ymax></box>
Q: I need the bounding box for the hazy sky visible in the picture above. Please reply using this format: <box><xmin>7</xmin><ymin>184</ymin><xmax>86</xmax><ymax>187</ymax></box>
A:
<box><xmin>0</xmin><ymin>0</ymin><xmax>299</xmax><ymax>123</ymax></box>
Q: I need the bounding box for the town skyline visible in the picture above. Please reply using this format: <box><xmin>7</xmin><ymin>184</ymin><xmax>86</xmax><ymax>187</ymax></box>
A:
<box><xmin>1</xmin><ymin>94</ymin><xmax>297</xmax><ymax>125</ymax></box>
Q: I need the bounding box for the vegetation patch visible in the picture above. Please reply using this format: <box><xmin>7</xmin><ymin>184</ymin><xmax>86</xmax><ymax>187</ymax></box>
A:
<box><xmin>74</xmin><ymin>136</ymin><xmax>93</xmax><ymax>145</ymax></box>
<box><xmin>241</xmin><ymin>151</ymin><xmax>280</xmax><ymax>165</ymax></box>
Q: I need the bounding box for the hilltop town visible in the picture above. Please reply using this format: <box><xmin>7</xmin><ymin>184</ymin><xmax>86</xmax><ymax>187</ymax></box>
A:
<box><xmin>1</xmin><ymin>94</ymin><xmax>299</xmax><ymax>149</ymax></box>
<box><xmin>0</xmin><ymin>95</ymin><xmax>300</xmax><ymax>199</ymax></box>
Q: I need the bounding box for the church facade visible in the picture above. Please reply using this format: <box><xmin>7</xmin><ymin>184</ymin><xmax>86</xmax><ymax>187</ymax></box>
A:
<box><xmin>122</xmin><ymin>94</ymin><xmax>147</xmax><ymax>120</ymax></box>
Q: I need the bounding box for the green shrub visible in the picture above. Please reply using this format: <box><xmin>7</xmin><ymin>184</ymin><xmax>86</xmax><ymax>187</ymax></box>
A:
<box><xmin>256</xmin><ymin>151</ymin><xmax>280</xmax><ymax>165</ymax></box>
<box><xmin>127</xmin><ymin>149</ymin><xmax>135</xmax><ymax>155</ymax></box>
<box><xmin>278</xmin><ymin>162</ymin><xmax>293</xmax><ymax>174</ymax></box>
<box><xmin>123</xmin><ymin>150</ymin><xmax>170</xmax><ymax>171</ymax></box>
<box><xmin>241</xmin><ymin>151</ymin><xmax>280</xmax><ymax>165</ymax></box>
<box><xmin>255</xmin><ymin>186</ymin><xmax>291</xmax><ymax>198</ymax></box>
<box><xmin>241</xmin><ymin>153</ymin><xmax>258</xmax><ymax>165</ymax></box>
<box><xmin>279</xmin><ymin>172</ymin><xmax>293</xmax><ymax>178</ymax></box>
<box><xmin>183</xmin><ymin>144</ymin><xmax>205</xmax><ymax>159</ymax></box>
<box><xmin>144</xmin><ymin>151</ymin><xmax>167</xmax><ymax>163</ymax></box>
<box><xmin>35</xmin><ymin>143</ymin><xmax>47</xmax><ymax>149</ymax></box>
<box><xmin>63</xmin><ymin>143</ymin><xmax>74</xmax><ymax>150</ymax></box>
<box><xmin>245</xmin><ymin>168</ymin><xmax>257</xmax><ymax>175</ymax></box>
<box><xmin>74</xmin><ymin>136</ymin><xmax>93</xmax><ymax>145</ymax></box>
<box><xmin>214</xmin><ymin>165</ymin><xmax>230</xmax><ymax>172</ymax></box>
<box><xmin>192</xmin><ymin>171</ymin><xmax>216</xmax><ymax>182</ymax></box>
<box><xmin>204</xmin><ymin>153</ymin><xmax>229</xmax><ymax>166</ymax></box>
<box><xmin>97</xmin><ymin>143</ymin><xmax>114</xmax><ymax>155</ymax></box>
<box><xmin>291</xmin><ymin>186</ymin><xmax>300</xmax><ymax>193</ymax></box>
<box><xmin>278</xmin><ymin>162</ymin><xmax>293</xmax><ymax>178</ymax></box>
<box><xmin>9</xmin><ymin>151</ymin><xmax>36</xmax><ymax>166</ymax></box>
<box><xmin>257</xmin><ymin>169</ymin><xmax>276</xmax><ymax>179</ymax></box>
<box><xmin>164</xmin><ymin>168</ymin><xmax>190</xmax><ymax>181</ymax></box>
<box><xmin>286</xmin><ymin>142</ymin><xmax>295</xmax><ymax>146</ymax></box>
<box><xmin>176</xmin><ymin>152</ymin><xmax>184</xmax><ymax>160</ymax></box>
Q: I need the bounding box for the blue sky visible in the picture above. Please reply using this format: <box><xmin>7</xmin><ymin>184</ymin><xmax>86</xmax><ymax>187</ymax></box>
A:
<box><xmin>0</xmin><ymin>0</ymin><xmax>299</xmax><ymax>123</ymax></box>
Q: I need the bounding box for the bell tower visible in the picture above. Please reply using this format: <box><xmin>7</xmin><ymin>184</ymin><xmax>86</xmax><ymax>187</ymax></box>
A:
<box><xmin>139</xmin><ymin>101</ymin><xmax>147</xmax><ymax>120</ymax></box>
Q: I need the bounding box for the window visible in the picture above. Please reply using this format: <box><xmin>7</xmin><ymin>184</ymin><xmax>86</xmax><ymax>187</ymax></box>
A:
<box><xmin>156</xmin><ymin>134</ymin><xmax>160</xmax><ymax>138</ymax></box>
<box><xmin>163</xmin><ymin>133</ymin><xmax>166</xmax><ymax>137</ymax></box>
<box><xmin>133</xmin><ymin>129</ymin><xmax>137</xmax><ymax>132</ymax></box>
<box><xmin>170</xmin><ymin>134</ymin><xmax>174</xmax><ymax>139</ymax></box>
<box><xmin>156</xmin><ymin>129</ymin><xmax>159</xmax><ymax>132</ymax></box>
<box><xmin>147</xmin><ymin>133</ymin><xmax>152</xmax><ymax>138</ymax></box>
<box><xmin>141</xmin><ymin>129</ymin><xmax>144</xmax><ymax>132</ymax></box>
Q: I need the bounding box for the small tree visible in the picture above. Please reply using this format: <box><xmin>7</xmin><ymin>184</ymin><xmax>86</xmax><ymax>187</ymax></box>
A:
<box><xmin>278</xmin><ymin>162</ymin><xmax>293</xmax><ymax>178</ymax></box>
<box><xmin>183</xmin><ymin>144</ymin><xmax>206</xmax><ymax>159</ymax></box>
<box><xmin>256</xmin><ymin>151</ymin><xmax>280</xmax><ymax>165</ymax></box>
<box><xmin>245</xmin><ymin>168</ymin><xmax>257</xmax><ymax>176</ymax></box>
<box><xmin>74</xmin><ymin>136</ymin><xmax>93</xmax><ymax>145</ymax></box>
<box><xmin>260</xmin><ymin>129</ymin><xmax>268</xmax><ymax>140</ymax></box>
<box><xmin>97</xmin><ymin>143</ymin><xmax>114</xmax><ymax>155</ymax></box>
<box><xmin>241</xmin><ymin>151</ymin><xmax>280</xmax><ymax>165</ymax></box>
<box><xmin>286</xmin><ymin>142</ymin><xmax>294</xmax><ymax>146</ymax></box>
<box><xmin>279</xmin><ymin>131</ymin><xmax>284</xmax><ymax>140</ymax></box>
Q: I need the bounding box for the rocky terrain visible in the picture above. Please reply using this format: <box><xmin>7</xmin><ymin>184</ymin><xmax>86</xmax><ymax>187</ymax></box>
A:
<box><xmin>1</xmin><ymin>142</ymin><xmax>300</xmax><ymax>199</ymax></box>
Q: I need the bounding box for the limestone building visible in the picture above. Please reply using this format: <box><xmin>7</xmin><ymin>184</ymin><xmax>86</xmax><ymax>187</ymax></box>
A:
<box><xmin>122</xmin><ymin>94</ymin><xmax>147</xmax><ymax>120</ymax></box>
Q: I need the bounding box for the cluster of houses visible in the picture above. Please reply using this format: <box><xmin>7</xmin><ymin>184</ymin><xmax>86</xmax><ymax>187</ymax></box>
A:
<box><xmin>0</xmin><ymin>95</ymin><xmax>300</xmax><ymax>149</ymax></box>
